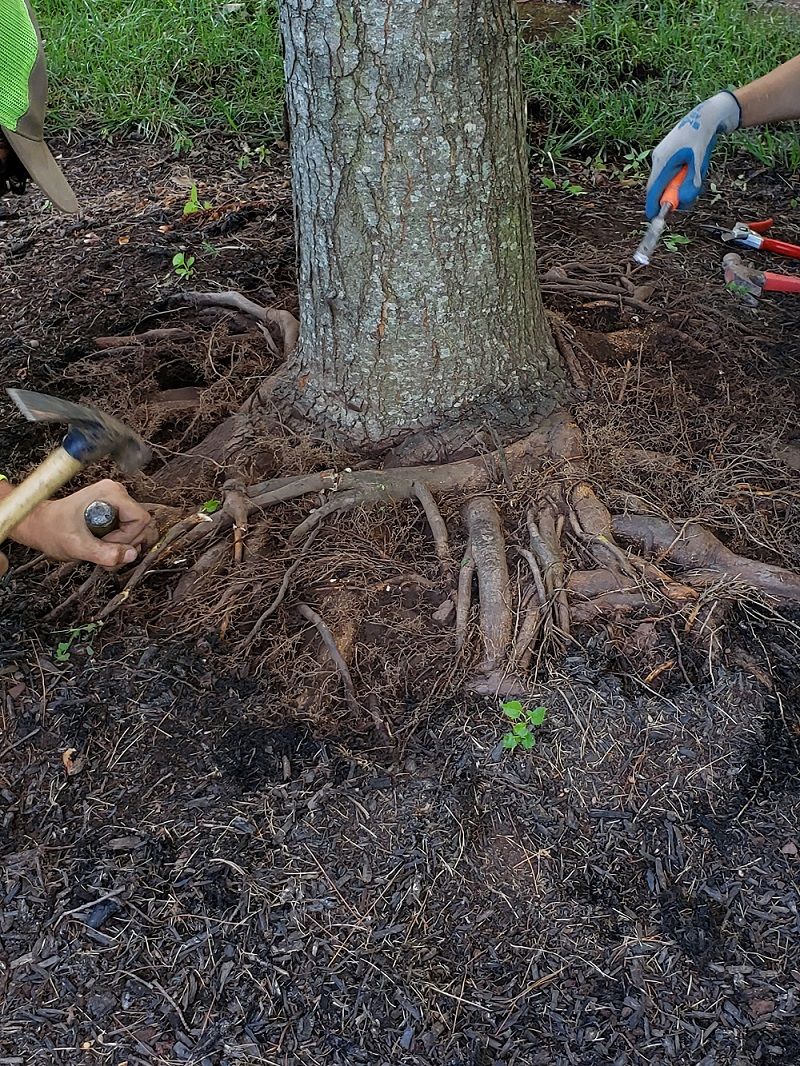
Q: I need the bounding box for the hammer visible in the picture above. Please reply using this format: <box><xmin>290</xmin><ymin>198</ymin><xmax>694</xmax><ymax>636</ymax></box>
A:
<box><xmin>0</xmin><ymin>388</ymin><xmax>151</xmax><ymax>549</ymax></box>
<box><xmin>722</xmin><ymin>252</ymin><xmax>800</xmax><ymax>307</ymax></box>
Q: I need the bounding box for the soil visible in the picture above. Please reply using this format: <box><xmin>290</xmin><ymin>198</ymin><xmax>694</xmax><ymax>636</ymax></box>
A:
<box><xmin>1</xmin><ymin>131</ymin><xmax>800</xmax><ymax>1065</ymax></box>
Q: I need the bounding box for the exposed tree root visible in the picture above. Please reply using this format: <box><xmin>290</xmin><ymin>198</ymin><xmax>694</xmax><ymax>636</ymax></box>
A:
<box><xmin>44</xmin><ymin>570</ymin><xmax>103</xmax><ymax>623</ymax></box>
<box><xmin>548</xmin><ymin>312</ymin><xmax>589</xmax><ymax>398</ymax></box>
<box><xmin>96</xmin><ymin>513</ymin><xmax>210</xmax><ymax>620</ymax></box>
<box><xmin>540</xmin><ymin>266</ymin><xmax>656</xmax><ymax>313</ymax></box>
<box><xmin>463</xmin><ymin>497</ymin><xmax>512</xmax><ymax>674</ymax></box>
<box><xmin>149</xmin><ymin>294</ymin><xmax>300</xmax><ymax>490</ymax></box>
<box><xmin>527</xmin><ymin>504</ymin><xmax>570</xmax><ymax>642</ymax></box>
<box><xmin>511</xmin><ymin>575</ymin><xmax>544</xmax><ymax>669</ymax></box>
<box><xmin>414</xmin><ymin>481</ymin><xmax>452</xmax><ymax>586</ymax></box>
<box><xmin>74</xmin><ymin>404</ymin><xmax>800</xmax><ymax>703</ymax></box>
<box><xmin>297</xmin><ymin>603</ymin><xmax>358</xmax><ymax>712</ymax></box>
<box><xmin>613</xmin><ymin>514</ymin><xmax>800</xmax><ymax>603</ymax></box>
<box><xmin>101</xmin><ymin>415</ymin><xmax>569</xmax><ymax>621</ymax></box>
<box><xmin>178</xmin><ymin>290</ymin><xmax>299</xmax><ymax>355</ymax></box>
<box><xmin>241</xmin><ymin>530</ymin><xmax>319</xmax><ymax>651</ymax></box>
<box><xmin>455</xmin><ymin>543</ymin><xmax>475</xmax><ymax>653</ymax></box>
<box><xmin>94</xmin><ymin>327</ymin><xmax>194</xmax><ymax>349</ymax></box>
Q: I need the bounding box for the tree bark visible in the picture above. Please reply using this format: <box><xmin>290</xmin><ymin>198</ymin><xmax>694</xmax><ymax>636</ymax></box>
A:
<box><xmin>279</xmin><ymin>0</ymin><xmax>562</xmax><ymax>450</ymax></box>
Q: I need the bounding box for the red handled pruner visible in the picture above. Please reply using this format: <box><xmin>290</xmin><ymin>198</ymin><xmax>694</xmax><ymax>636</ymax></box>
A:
<box><xmin>722</xmin><ymin>252</ymin><xmax>800</xmax><ymax>307</ymax></box>
<box><xmin>702</xmin><ymin>218</ymin><xmax>800</xmax><ymax>259</ymax></box>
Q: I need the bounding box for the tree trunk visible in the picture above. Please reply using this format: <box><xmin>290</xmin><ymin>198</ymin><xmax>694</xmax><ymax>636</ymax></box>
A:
<box><xmin>278</xmin><ymin>0</ymin><xmax>562</xmax><ymax>451</ymax></box>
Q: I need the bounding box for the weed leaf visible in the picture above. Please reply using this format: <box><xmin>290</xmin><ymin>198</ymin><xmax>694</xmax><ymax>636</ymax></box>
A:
<box><xmin>528</xmin><ymin>706</ymin><xmax>547</xmax><ymax>727</ymax></box>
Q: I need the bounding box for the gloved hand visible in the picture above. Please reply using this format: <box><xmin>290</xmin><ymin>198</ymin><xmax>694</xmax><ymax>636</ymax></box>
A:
<box><xmin>645</xmin><ymin>91</ymin><xmax>741</xmax><ymax>219</ymax></box>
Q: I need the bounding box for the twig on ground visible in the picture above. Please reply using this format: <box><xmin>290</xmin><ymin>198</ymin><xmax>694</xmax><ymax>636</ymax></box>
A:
<box><xmin>45</xmin><ymin>569</ymin><xmax>104</xmax><ymax>622</ymax></box>
<box><xmin>413</xmin><ymin>480</ymin><xmax>452</xmax><ymax>584</ymax></box>
<box><xmin>297</xmin><ymin>603</ymin><xmax>358</xmax><ymax>710</ymax></box>
<box><xmin>242</xmin><ymin>530</ymin><xmax>319</xmax><ymax>649</ymax></box>
<box><xmin>455</xmin><ymin>543</ymin><xmax>475</xmax><ymax>652</ymax></box>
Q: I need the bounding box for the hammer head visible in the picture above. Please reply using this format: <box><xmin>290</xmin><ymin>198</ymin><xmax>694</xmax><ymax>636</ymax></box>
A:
<box><xmin>7</xmin><ymin>388</ymin><xmax>151</xmax><ymax>474</ymax></box>
<box><xmin>722</xmin><ymin>252</ymin><xmax>764</xmax><ymax>307</ymax></box>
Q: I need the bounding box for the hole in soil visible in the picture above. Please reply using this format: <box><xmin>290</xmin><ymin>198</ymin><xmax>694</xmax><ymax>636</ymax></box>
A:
<box><xmin>155</xmin><ymin>357</ymin><xmax>205</xmax><ymax>389</ymax></box>
<box><xmin>659</xmin><ymin>886</ymin><xmax>730</xmax><ymax>964</ymax></box>
<box><xmin>216</xmin><ymin>720</ymin><xmax>323</xmax><ymax>790</ymax></box>
<box><xmin>742</xmin><ymin>694</ymin><xmax>800</xmax><ymax>798</ymax></box>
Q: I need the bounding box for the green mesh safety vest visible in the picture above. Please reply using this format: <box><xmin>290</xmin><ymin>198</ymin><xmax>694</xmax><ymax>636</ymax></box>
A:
<box><xmin>0</xmin><ymin>0</ymin><xmax>39</xmax><ymax>132</ymax></box>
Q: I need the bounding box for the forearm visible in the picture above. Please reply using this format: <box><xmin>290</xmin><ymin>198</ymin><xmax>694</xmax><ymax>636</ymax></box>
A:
<box><xmin>736</xmin><ymin>54</ymin><xmax>800</xmax><ymax>126</ymax></box>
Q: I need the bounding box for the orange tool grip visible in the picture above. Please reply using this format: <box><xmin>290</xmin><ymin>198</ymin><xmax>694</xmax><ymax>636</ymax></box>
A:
<box><xmin>660</xmin><ymin>164</ymin><xmax>688</xmax><ymax>212</ymax></box>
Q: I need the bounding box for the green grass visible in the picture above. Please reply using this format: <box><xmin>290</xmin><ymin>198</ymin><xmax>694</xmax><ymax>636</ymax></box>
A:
<box><xmin>521</xmin><ymin>0</ymin><xmax>800</xmax><ymax>168</ymax></box>
<box><xmin>37</xmin><ymin>0</ymin><xmax>284</xmax><ymax>143</ymax></box>
<box><xmin>36</xmin><ymin>0</ymin><xmax>800</xmax><ymax>172</ymax></box>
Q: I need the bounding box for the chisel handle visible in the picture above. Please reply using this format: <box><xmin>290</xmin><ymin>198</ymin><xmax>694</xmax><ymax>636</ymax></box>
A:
<box><xmin>659</xmin><ymin>165</ymin><xmax>687</xmax><ymax>212</ymax></box>
<box><xmin>0</xmin><ymin>447</ymin><xmax>84</xmax><ymax>544</ymax></box>
<box><xmin>84</xmin><ymin>500</ymin><xmax>120</xmax><ymax>537</ymax></box>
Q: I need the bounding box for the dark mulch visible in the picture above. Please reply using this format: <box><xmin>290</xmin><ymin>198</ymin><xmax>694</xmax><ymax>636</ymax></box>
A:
<box><xmin>1</xmin><ymin>132</ymin><xmax>799</xmax><ymax>1065</ymax></box>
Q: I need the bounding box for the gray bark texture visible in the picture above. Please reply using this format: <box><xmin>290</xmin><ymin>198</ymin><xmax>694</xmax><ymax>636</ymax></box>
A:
<box><xmin>279</xmin><ymin>0</ymin><xmax>562</xmax><ymax>449</ymax></box>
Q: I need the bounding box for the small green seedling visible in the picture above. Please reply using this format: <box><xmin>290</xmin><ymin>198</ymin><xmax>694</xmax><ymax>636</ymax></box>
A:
<box><xmin>183</xmin><ymin>184</ymin><xmax>212</xmax><ymax>216</ymax></box>
<box><xmin>725</xmin><ymin>279</ymin><xmax>756</xmax><ymax>303</ymax></box>
<box><xmin>663</xmin><ymin>233</ymin><xmax>691</xmax><ymax>253</ymax></box>
<box><xmin>200</xmin><ymin>498</ymin><xmax>222</xmax><ymax>514</ymax></box>
<box><xmin>541</xmin><ymin>175</ymin><xmax>586</xmax><ymax>196</ymax></box>
<box><xmin>619</xmin><ymin>147</ymin><xmax>650</xmax><ymax>179</ymax></box>
<box><xmin>501</xmin><ymin>700</ymin><xmax>547</xmax><ymax>753</ymax></box>
<box><xmin>172</xmin><ymin>133</ymin><xmax>194</xmax><ymax>157</ymax></box>
<box><xmin>54</xmin><ymin>622</ymin><xmax>101</xmax><ymax>664</ymax></box>
<box><xmin>172</xmin><ymin>251</ymin><xmax>195</xmax><ymax>279</ymax></box>
<box><xmin>237</xmin><ymin>143</ymin><xmax>271</xmax><ymax>170</ymax></box>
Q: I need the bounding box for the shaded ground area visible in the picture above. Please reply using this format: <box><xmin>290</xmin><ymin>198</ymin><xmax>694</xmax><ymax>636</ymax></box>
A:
<box><xmin>1</xmin><ymin>135</ymin><xmax>799</xmax><ymax>1064</ymax></box>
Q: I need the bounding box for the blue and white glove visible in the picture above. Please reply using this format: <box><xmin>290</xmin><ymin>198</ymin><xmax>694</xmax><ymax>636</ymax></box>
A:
<box><xmin>645</xmin><ymin>91</ymin><xmax>741</xmax><ymax>219</ymax></box>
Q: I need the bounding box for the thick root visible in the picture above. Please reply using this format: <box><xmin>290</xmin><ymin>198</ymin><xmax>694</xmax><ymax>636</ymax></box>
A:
<box><xmin>178</xmin><ymin>290</ymin><xmax>299</xmax><ymax>354</ymax></box>
<box><xmin>463</xmin><ymin>497</ymin><xmax>512</xmax><ymax>673</ymax></box>
<box><xmin>527</xmin><ymin>504</ymin><xmax>570</xmax><ymax>641</ymax></box>
<box><xmin>101</xmin><ymin>415</ymin><xmax>573</xmax><ymax>620</ymax></box>
<box><xmin>74</xmin><ymin>407</ymin><xmax>800</xmax><ymax>706</ymax></box>
<box><xmin>414</xmin><ymin>481</ymin><xmax>453</xmax><ymax>585</ymax></box>
<box><xmin>613</xmin><ymin>515</ymin><xmax>800</xmax><ymax>603</ymax></box>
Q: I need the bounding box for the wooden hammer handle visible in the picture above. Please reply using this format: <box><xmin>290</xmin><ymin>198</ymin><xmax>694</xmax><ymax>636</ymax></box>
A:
<box><xmin>0</xmin><ymin>447</ymin><xmax>84</xmax><ymax>544</ymax></box>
